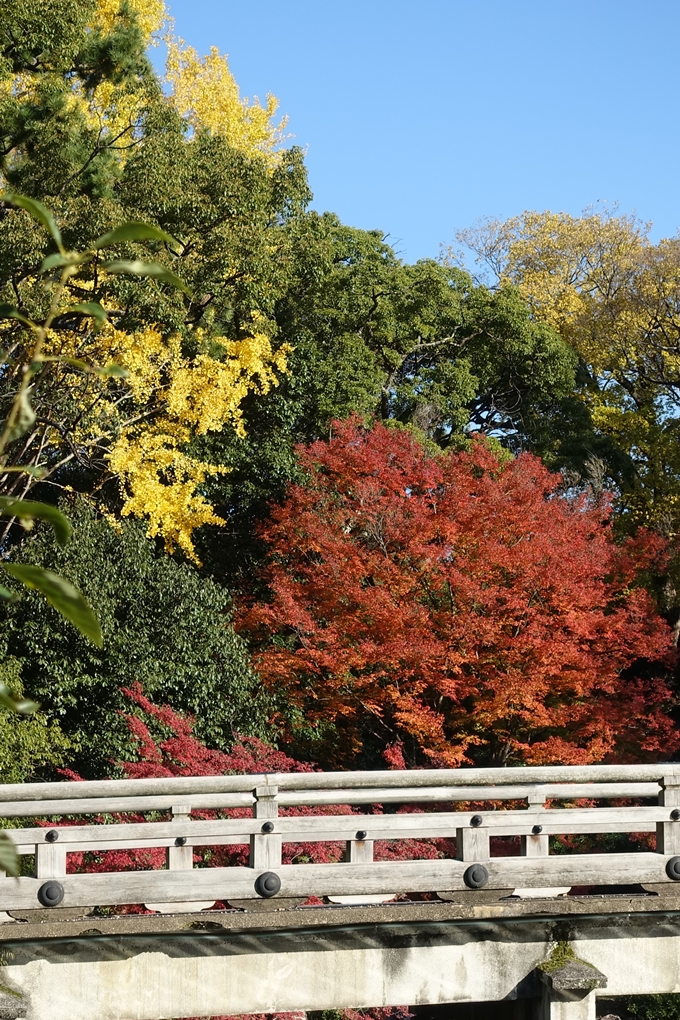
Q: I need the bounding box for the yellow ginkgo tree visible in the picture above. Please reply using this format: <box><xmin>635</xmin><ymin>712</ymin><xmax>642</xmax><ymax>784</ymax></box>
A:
<box><xmin>455</xmin><ymin>208</ymin><xmax>680</xmax><ymax>537</ymax></box>
<box><xmin>1</xmin><ymin>0</ymin><xmax>304</xmax><ymax>561</ymax></box>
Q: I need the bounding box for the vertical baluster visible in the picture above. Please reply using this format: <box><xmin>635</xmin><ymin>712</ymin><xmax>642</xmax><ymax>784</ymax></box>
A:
<box><xmin>456</xmin><ymin>815</ymin><xmax>490</xmax><ymax>862</ymax></box>
<box><xmin>250</xmin><ymin>785</ymin><xmax>282</xmax><ymax>871</ymax></box>
<box><xmin>522</xmin><ymin>790</ymin><xmax>549</xmax><ymax>857</ymax></box>
<box><xmin>657</xmin><ymin>776</ymin><xmax>680</xmax><ymax>855</ymax></box>
<box><xmin>168</xmin><ymin>805</ymin><xmax>193</xmax><ymax>872</ymax></box>
<box><xmin>347</xmin><ymin>827</ymin><xmax>374</xmax><ymax>864</ymax></box>
<box><xmin>35</xmin><ymin>833</ymin><xmax>66</xmax><ymax>879</ymax></box>
<box><xmin>35</xmin><ymin>831</ymin><xmax>68</xmax><ymax>910</ymax></box>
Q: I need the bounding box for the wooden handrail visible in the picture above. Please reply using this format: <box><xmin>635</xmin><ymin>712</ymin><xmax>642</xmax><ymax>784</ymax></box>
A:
<box><xmin>1</xmin><ymin>765</ymin><xmax>679</xmax><ymax>913</ymax></box>
<box><xmin>0</xmin><ymin>762</ymin><xmax>676</xmax><ymax>802</ymax></box>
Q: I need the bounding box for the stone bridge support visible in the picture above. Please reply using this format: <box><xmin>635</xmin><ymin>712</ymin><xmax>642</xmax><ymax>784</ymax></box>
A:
<box><xmin>1</xmin><ymin>902</ymin><xmax>679</xmax><ymax>1020</ymax></box>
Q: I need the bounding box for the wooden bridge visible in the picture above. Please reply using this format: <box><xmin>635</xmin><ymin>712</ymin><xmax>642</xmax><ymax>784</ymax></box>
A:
<box><xmin>2</xmin><ymin>763</ymin><xmax>680</xmax><ymax>1020</ymax></box>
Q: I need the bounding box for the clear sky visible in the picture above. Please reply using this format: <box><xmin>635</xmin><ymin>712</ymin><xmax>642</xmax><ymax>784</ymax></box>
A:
<box><xmin>154</xmin><ymin>0</ymin><xmax>680</xmax><ymax>263</ymax></box>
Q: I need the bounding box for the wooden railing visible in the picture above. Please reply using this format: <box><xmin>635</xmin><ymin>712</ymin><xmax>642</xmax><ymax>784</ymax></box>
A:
<box><xmin>2</xmin><ymin>764</ymin><xmax>680</xmax><ymax>913</ymax></box>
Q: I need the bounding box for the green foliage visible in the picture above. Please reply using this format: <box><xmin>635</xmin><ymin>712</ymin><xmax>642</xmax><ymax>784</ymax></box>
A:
<box><xmin>0</xmin><ymin>0</ymin><xmax>152</xmax><ymax>199</ymax></box>
<box><xmin>0</xmin><ymin>500</ymin><xmax>276</xmax><ymax>776</ymax></box>
<box><xmin>2</xmin><ymin>563</ymin><xmax>102</xmax><ymax>646</ymax></box>
<box><xmin>0</xmin><ymin>834</ymin><xmax>19</xmax><ymax>877</ymax></box>
<box><xmin>0</xmin><ymin>191</ymin><xmax>192</xmax><ymax>648</ymax></box>
<box><xmin>1</xmin><ymin>0</ymin><xmax>575</xmax><ymax>592</ymax></box>
<box><xmin>0</xmin><ymin>657</ymin><xmax>70</xmax><ymax>783</ymax></box>
<box><xmin>624</xmin><ymin>994</ymin><xmax>680</xmax><ymax>1019</ymax></box>
<box><xmin>194</xmin><ymin>214</ymin><xmax>577</xmax><ymax>582</ymax></box>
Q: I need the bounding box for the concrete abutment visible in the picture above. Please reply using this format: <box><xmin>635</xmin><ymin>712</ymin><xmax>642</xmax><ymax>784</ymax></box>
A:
<box><xmin>1</xmin><ymin>901</ymin><xmax>679</xmax><ymax>1020</ymax></box>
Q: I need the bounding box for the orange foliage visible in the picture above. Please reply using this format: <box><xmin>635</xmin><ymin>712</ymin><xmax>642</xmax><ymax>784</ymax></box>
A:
<box><xmin>239</xmin><ymin>418</ymin><xmax>677</xmax><ymax>768</ymax></box>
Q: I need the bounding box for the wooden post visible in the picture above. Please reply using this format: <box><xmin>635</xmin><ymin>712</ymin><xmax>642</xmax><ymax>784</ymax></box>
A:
<box><xmin>35</xmin><ymin>840</ymin><xmax>66</xmax><ymax>879</ymax></box>
<box><xmin>456</xmin><ymin>823</ymin><xmax>490</xmax><ymax>862</ymax></box>
<box><xmin>522</xmin><ymin>790</ymin><xmax>549</xmax><ymax>857</ymax></box>
<box><xmin>347</xmin><ymin>836</ymin><xmax>374</xmax><ymax>864</ymax></box>
<box><xmin>147</xmin><ymin>804</ymin><xmax>214</xmax><ymax>914</ymax></box>
<box><xmin>657</xmin><ymin>776</ymin><xmax>680</xmax><ymax>855</ymax></box>
<box><xmin>167</xmin><ymin>805</ymin><xmax>193</xmax><ymax>871</ymax></box>
<box><xmin>250</xmin><ymin>786</ymin><xmax>282</xmax><ymax>870</ymax></box>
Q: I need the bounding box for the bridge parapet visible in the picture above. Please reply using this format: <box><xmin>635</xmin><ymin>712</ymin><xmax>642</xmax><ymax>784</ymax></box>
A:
<box><xmin>1</xmin><ymin>763</ymin><xmax>680</xmax><ymax>914</ymax></box>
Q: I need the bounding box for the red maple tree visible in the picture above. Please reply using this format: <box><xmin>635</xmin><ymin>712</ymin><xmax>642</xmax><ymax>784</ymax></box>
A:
<box><xmin>238</xmin><ymin>417</ymin><xmax>677</xmax><ymax>768</ymax></box>
<box><xmin>61</xmin><ymin>686</ymin><xmax>442</xmax><ymax>880</ymax></box>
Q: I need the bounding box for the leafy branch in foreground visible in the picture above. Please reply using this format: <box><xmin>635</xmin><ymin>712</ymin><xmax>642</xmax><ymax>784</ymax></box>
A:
<box><xmin>0</xmin><ymin>192</ymin><xmax>187</xmax><ymax>875</ymax></box>
<box><xmin>0</xmin><ymin>193</ymin><xmax>188</xmax><ymax>701</ymax></box>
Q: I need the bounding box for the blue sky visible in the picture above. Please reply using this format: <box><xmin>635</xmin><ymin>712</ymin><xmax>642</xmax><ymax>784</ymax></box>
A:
<box><xmin>154</xmin><ymin>0</ymin><xmax>680</xmax><ymax>263</ymax></box>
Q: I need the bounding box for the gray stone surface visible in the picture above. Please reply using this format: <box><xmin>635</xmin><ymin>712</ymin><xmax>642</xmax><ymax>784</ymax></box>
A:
<box><xmin>0</xmin><ymin>899</ymin><xmax>679</xmax><ymax>1019</ymax></box>
<box><xmin>540</xmin><ymin>960</ymin><xmax>607</xmax><ymax>993</ymax></box>
<box><xmin>1</xmin><ymin>891</ymin><xmax>680</xmax><ymax>943</ymax></box>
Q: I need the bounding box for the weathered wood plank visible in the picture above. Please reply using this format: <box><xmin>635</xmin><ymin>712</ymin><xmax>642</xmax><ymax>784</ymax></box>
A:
<box><xmin>521</xmin><ymin>833</ymin><xmax>549</xmax><ymax>857</ymax></box>
<box><xmin>35</xmin><ymin>843</ymin><xmax>66</xmax><ymax>879</ymax></box>
<box><xmin>0</xmin><ymin>792</ymin><xmax>254</xmax><ymax>818</ymax></box>
<box><xmin>4</xmin><ymin>804</ymin><xmax>673</xmax><ymax>853</ymax></box>
<box><xmin>0</xmin><ymin>766</ymin><xmax>668</xmax><ymax>804</ymax></box>
<box><xmin>457</xmin><ymin>827</ymin><xmax>490</xmax><ymax>861</ymax></box>
<box><xmin>347</xmin><ymin>838</ymin><xmax>374</xmax><ymax>863</ymax></box>
<box><xmin>0</xmin><ymin>783</ymin><xmax>660</xmax><ymax>819</ymax></box>
<box><xmin>0</xmin><ymin>851</ymin><xmax>675</xmax><ymax>910</ymax></box>
<box><xmin>13</xmin><ymin>836</ymin><xmax>250</xmax><ymax>855</ymax></box>
<box><xmin>277</xmin><ymin>783</ymin><xmax>660</xmax><ymax>805</ymax></box>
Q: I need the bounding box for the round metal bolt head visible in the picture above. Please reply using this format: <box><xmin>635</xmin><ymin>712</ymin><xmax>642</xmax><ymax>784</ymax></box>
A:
<box><xmin>671</xmin><ymin>809</ymin><xmax>680</xmax><ymax>821</ymax></box>
<box><xmin>355</xmin><ymin>830</ymin><xmax>368</xmax><ymax>841</ymax></box>
<box><xmin>37</xmin><ymin>881</ymin><xmax>64</xmax><ymax>907</ymax></box>
<box><xmin>254</xmin><ymin>871</ymin><xmax>281</xmax><ymax>898</ymax></box>
<box><xmin>532</xmin><ymin>825</ymin><xmax>543</xmax><ymax>835</ymax></box>
<box><xmin>45</xmin><ymin>830</ymin><xmax>59</xmax><ymax>843</ymax></box>
<box><xmin>463</xmin><ymin>864</ymin><xmax>489</xmax><ymax>889</ymax></box>
<box><xmin>175</xmin><ymin>836</ymin><xmax>187</xmax><ymax>846</ymax></box>
<box><xmin>470</xmin><ymin>815</ymin><xmax>483</xmax><ymax>828</ymax></box>
<box><xmin>667</xmin><ymin>856</ymin><xmax>680</xmax><ymax>881</ymax></box>
<box><xmin>261</xmin><ymin>821</ymin><xmax>275</xmax><ymax>833</ymax></box>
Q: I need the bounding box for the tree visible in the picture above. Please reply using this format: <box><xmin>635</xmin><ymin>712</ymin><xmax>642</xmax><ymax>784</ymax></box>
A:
<box><xmin>0</xmin><ymin>500</ymin><xmax>276</xmax><ymax>776</ymax></box>
<box><xmin>0</xmin><ymin>657</ymin><xmax>70</xmax><ymax>783</ymax></box>
<box><xmin>195</xmin><ymin>215</ymin><xmax>577</xmax><ymax>583</ymax></box>
<box><xmin>238</xmin><ymin>418</ymin><xmax>676</xmax><ymax>769</ymax></box>
<box><xmin>455</xmin><ymin>209</ymin><xmax>680</xmax><ymax>540</ymax></box>
<box><xmin>0</xmin><ymin>0</ymin><xmax>306</xmax><ymax>562</ymax></box>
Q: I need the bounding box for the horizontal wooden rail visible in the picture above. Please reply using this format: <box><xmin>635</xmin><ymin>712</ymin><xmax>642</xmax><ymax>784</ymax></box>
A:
<box><xmin>0</xmin><ymin>764</ymin><xmax>673</xmax><ymax>802</ymax></box>
<box><xmin>0</xmin><ymin>853</ymin><xmax>675</xmax><ymax>911</ymax></box>
<box><xmin>5</xmin><ymin>805</ymin><xmax>676</xmax><ymax>850</ymax></box>
<box><xmin>0</xmin><ymin>784</ymin><xmax>661</xmax><ymax>818</ymax></box>
<box><xmin>1</xmin><ymin>764</ymin><xmax>679</xmax><ymax>914</ymax></box>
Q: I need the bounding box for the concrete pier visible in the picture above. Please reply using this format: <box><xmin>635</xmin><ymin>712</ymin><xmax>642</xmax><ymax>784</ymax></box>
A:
<box><xmin>1</xmin><ymin>896</ymin><xmax>680</xmax><ymax>1020</ymax></box>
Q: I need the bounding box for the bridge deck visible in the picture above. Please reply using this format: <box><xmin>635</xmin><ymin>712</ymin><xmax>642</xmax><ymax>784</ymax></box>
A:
<box><xmin>2</xmin><ymin>890</ymin><xmax>680</xmax><ymax>942</ymax></box>
<box><xmin>2</xmin><ymin>895</ymin><xmax>680</xmax><ymax>1020</ymax></box>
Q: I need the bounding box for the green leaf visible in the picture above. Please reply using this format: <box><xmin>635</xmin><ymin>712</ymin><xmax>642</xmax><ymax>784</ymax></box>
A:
<box><xmin>0</xmin><ymin>303</ymin><xmax>34</xmax><ymax>328</ymax></box>
<box><xmin>0</xmin><ymin>832</ymin><xmax>20</xmax><ymax>877</ymax></box>
<box><xmin>0</xmin><ymin>583</ymin><xmax>18</xmax><ymax>601</ymax></box>
<box><xmin>4</xmin><ymin>193</ymin><xmax>63</xmax><ymax>251</ymax></box>
<box><xmin>0</xmin><ymin>465</ymin><xmax>46</xmax><ymax>478</ymax></box>
<box><xmin>93</xmin><ymin>222</ymin><xmax>178</xmax><ymax>250</ymax></box>
<box><xmin>97</xmin><ymin>363</ymin><xmax>129</xmax><ymax>377</ymax></box>
<box><xmin>0</xmin><ymin>683</ymin><xmax>38</xmax><ymax>715</ymax></box>
<box><xmin>39</xmin><ymin>354</ymin><xmax>128</xmax><ymax>378</ymax></box>
<box><xmin>66</xmin><ymin>301</ymin><xmax>108</xmax><ymax>326</ymax></box>
<box><xmin>2</xmin><ymin>564</ymin><xmax>103</xmax><ymax>647</ymax></box>
<box><xmin>102</xmin><ymin>259</ymin><xmax>190</xmax><ymax>294</ymax></box>
<box><xmin>4</xmin><ymin>388</ymin><xmax>36</xmax><ymax>443</ymax></box>
<box><xmin>40</xmin><ymin>251</ymin><xmax>89</xmax><ymax>273</ymax></box>
<box><xmin>40</xmin><ymin>355</ymin><xmax>91</xmax><ymax>372</ymax></box>
<box><xmin>0</xmin><ymin>497</ymin><xmax>71</xmax><ymax>546</ymax></box>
